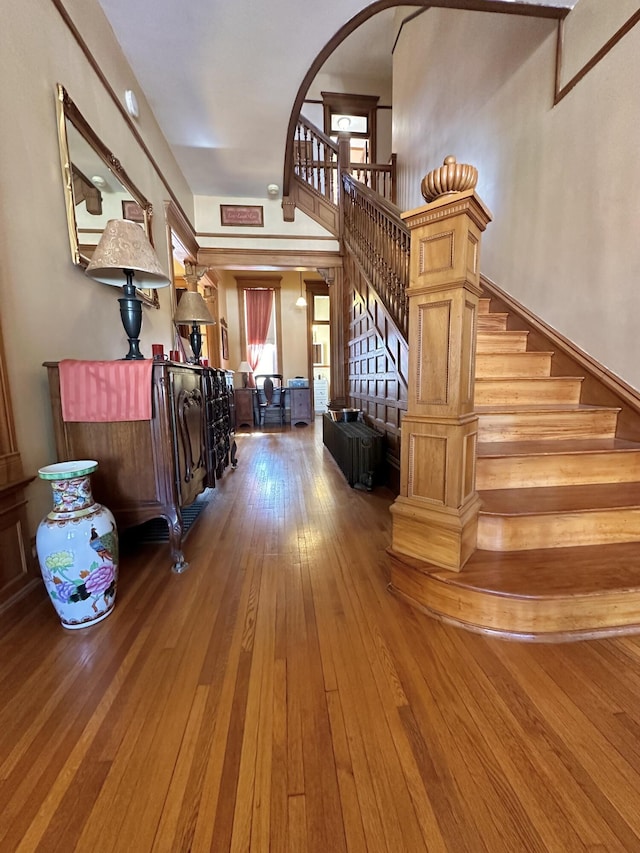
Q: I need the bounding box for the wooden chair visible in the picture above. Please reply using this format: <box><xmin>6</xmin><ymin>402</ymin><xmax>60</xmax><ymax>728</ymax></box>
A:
<box><xmin>254</xmin><ymin>374</ymin><xmax>286</xmax><ymax>427</ymax></box>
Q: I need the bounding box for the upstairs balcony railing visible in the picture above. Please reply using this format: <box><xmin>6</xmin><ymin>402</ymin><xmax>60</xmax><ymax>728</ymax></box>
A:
<box><xmin>341</xmin><ymin>172</ymin><xmax>410</xmax><ymax>337</ymax></box>
<box><xmin>294</xmin><ymin>116</ymin><xmax>396</xmax><ymax>207</ymax></box>
<box><xmin>294</xmin><ymin>116</ymin><xmax>340</xmax><ymax>204</ymax></box>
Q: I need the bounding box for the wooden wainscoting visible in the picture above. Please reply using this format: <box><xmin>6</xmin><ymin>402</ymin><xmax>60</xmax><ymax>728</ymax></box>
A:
<box><xmin>344</xmin><ymin>249</ymin><xmax>408</xmax><ymax>491</ymax></box>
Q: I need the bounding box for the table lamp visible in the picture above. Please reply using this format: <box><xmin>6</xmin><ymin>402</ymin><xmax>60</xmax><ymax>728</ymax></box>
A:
<box><xmin>85</xmin><ymin>219</ymin><xmax>170</xmax><ymax>359</ymax></box>
<box><xmin>173</xmin><ymin>290</ymin><xmax>216</xmax><ymax>363</ymax></box>
<box><xmin>236</xmin><ymin>361</ymin><xmax>253</xmax><ymax>388</ymax></box>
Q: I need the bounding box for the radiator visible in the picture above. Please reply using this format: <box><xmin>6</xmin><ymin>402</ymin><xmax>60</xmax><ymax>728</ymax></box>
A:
<box><xmin>322</xmin><ymin>414</ymin><xmax>383</xmax><ymax>490</ymax></box>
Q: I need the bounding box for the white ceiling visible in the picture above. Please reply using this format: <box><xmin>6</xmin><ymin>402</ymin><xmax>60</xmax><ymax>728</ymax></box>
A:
<box><xmin>96</xmin><ymin>0</ymin><xmax>576</xmax><ymax>201</ymax></box>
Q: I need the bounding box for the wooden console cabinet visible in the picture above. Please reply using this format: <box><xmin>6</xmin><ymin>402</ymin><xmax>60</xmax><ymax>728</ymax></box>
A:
<box><xmin>45</xmin><ymin>362</ymin><xmax>235</xmax><ymax>572</ymax></box>
<box><xmin>234</xmin><ymin>387</ymin><xmax>256</xmax><ymax>428</ymax></box>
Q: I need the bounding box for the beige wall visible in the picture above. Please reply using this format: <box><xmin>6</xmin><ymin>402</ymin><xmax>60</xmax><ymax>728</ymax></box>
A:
<box><xmin>1</xmin><ymin>0</ymin><xmax>195</xmax><ymax>527</ymax></box>
<box><xmin>393</xmin><ymin>3</ymin><xmax>640</xmax><ymax>389</ymax></box>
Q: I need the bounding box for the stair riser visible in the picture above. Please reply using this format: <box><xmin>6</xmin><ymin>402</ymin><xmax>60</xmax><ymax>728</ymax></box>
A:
<box><xmin>476</xmin><ymin>333</ymin><xmax>529</xmax><ymax>353</ymax></box>
<box><xmin>390</xmin><ymin>557</ymin><xmax>640</xmax><ymax>637</ymax></box>
<box><xmin>475</xmin><ymin>378</ymin><xmax>582</xmax><ymax>406</ymax></box>
<box><xmin>478</xmin><ymin>299</ymin><xmax>491</xmax><ymax>314</ymax></box>
<box><xmin>477</xmin><ymin>315</ymin><xmax>508</xmax><ymax>331</ymax></box>
<box><xmin>476</xmin><ymin>353</ymin><xmax>552</xmax><ymax>378</ymax></box>
<box><xmin>478</xmin><ymin>508</ymin><xmax>640</xmax><ymax>551</ymax></box>
<box><xmin>476</xmin><ymin>451</ymin><xmax>640</xmax><ymax>490</ymax></box>
<box><xmin>478</xmin><ymin>411</ymin><xmax>618</xmax><ymax>443</ymax></box>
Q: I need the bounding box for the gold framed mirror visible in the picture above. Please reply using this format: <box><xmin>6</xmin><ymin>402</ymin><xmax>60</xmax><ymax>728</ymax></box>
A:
<box><xmin>55</xmin><ymin>83</ymin><xmax>159</xmax><ymax>308</ymax></box>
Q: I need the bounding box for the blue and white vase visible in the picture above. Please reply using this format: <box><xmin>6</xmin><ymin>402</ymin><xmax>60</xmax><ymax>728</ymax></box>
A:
<box><xmin>36</xmin><ymin>460</ymin><xmax>118</xmax><ymax>629</ymax></box>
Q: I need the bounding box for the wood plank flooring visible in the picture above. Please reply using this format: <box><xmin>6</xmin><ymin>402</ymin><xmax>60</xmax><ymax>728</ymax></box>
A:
<box><xmin>4</xmin><ymin>423</ymin><xmax>640</xmax><ymax>850</ymax></box>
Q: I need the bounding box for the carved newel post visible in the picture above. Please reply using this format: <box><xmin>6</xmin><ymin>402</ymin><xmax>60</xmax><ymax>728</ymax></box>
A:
<box><xmin>389</xmin><ymin>157</ymin><xmax>492</xmax><ymax>572</ymax></box>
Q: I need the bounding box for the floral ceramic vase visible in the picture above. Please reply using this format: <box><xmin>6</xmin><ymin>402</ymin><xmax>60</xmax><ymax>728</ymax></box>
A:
<box><xmin>36</xmin><ymin>460</ymin><xmax>118</xmax><ymax>629</ymax></box>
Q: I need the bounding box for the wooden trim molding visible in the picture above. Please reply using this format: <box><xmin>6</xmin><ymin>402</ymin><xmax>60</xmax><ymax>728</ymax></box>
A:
<box><xmin>165</xmin><ymin>200</ymin><xmax>199</xmax><ymax>261</ymax></box>
<box><xmin>197</xmin><ymin>232</ymin><xmax>337</xmax><ymax>242</ymax></box>
<box><xmin>554</xmin><ymin>9</ymin><xmax>640</xmax><ymax>105</ymax></box>
<box><xmin>198</xmin><ymin>247</ymin><xmax>343</xmax><ymax>270</ymax></box>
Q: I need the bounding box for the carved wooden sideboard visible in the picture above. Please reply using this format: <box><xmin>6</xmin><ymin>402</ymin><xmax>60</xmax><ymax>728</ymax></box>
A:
<box><xmin>45</xmin><ymin>362</ymin><xmax>235</xmax><ymax>572</ymax></box>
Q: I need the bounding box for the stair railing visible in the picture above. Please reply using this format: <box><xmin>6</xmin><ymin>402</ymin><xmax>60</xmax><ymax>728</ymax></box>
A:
<box><xmin>294</xmin><ymin>116</ymin><xmax>340</xmax><ymax>204</ymax></box>
<box><xmin>294</xmin><ymin>116</ymin><xmax>398</xmax><ymax>209</ymax></box>
<box><xmin>341</xmin><ymin>172</ymin><xmax>410</xmax><ymax>338</ymax></box>
<box><xmin>348</xmin><ymin>154</ymin><xmax>396</xmax><ymax>205</ymax></box>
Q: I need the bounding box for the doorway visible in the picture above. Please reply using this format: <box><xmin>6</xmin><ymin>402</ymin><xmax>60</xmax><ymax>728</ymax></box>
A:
<box><xmin>307</xmin><ymin>280</ymin><xmax>331</xmax><ymax>413</ymax></box>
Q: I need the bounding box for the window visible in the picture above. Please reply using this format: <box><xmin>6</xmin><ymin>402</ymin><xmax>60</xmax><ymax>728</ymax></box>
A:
<box><xmin>322</xmin><ymin>91</ymin><xmax>379</xmax><ymax>164</ymax></box>
<box><xmin>235</xmin><ymin>277</ymin><xmax>283</xmax><ymax>379</ymax></box>
<box><xmin>308</xmin><ymin>284</ymin><xmax>331</xmax><ymax>398</ymax></box>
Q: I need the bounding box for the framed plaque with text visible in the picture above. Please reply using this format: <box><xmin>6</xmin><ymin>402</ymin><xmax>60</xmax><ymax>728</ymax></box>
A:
<box><xmin>220</xmin><ymin>205</ymin><xmax>264</xmax><ymax>227</ymax></box>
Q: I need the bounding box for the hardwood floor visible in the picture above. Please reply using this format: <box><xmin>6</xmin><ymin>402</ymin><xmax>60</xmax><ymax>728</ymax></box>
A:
<box><xmin>4</xmin><ymin>423</ymin><xmax>640</xmax><ymax>851</ymax></box>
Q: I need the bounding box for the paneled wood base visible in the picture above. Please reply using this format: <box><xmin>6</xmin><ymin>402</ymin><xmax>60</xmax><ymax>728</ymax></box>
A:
<box><xmin>388</xmin><ymin>545</ymin><xmax>640</xmax><ymax>639</ymax></box>
<box><xmin>389</xmin><ymin>494</ymin><xmax>480</xmax><ymax>571</ymax></box>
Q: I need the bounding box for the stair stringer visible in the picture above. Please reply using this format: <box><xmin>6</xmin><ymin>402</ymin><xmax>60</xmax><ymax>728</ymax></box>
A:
<box><xmin>290</xmin><ymin>175</ymin><xmax>340</xmax><ymax>236</ymax></box>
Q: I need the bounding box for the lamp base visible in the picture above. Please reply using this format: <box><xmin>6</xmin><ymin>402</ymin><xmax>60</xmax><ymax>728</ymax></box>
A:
<box><xmin>189</xmin><ymin>325</ymin><xmax>203</xmax><ymax>363</ymax></box>
<box><xmin>119</xmin><ymin>278</ymin><xmax>144</xmax><ymax>360</ymax></box>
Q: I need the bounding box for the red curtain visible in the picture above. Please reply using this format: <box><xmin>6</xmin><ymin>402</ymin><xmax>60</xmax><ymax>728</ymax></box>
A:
<box><xmin>245</xmin><ymin>289</ymin><xmax>274</xmax><ymax>380</ymax></box>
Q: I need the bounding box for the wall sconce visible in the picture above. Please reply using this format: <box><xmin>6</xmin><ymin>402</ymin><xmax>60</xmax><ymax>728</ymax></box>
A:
<box><xmin>296</xmin><ymin>271</ymin><xmax>307</xmax><ymax>308</ymax></box>
<box><xmin>173</xmin><ymin>290</ymin><xmax>216</xmax><ymax>363</ymax></box>
<box><xmin>124</xmin><ymin>89</ymin><xmax>139</xmax><ymax>118</ymax></box>
<box><xmin>85</xmin><ymin>219</ymin><xmax>170</xmax><ymax>359</ymax></box>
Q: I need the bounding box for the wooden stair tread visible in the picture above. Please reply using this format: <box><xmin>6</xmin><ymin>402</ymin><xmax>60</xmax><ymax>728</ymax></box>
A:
<box><xmin>477</xmin><ymin>437</ymin><xmax>640</xmax><ymax>458</ymax></box>
<box><xmin>475</xmin><ymin>376</ymin><xmax>582</xmax><ymax>385</ymax></box>
<box><xmin>476</xmin><ymin>403</ymin><xmax>620</xmax><ymax>414</ymax></box>
<box><xmin>477</xmin><ymin>351</ymin><xmax>554</xmax><ymax>357</ymax></box>
<box><xmin>480</xmin><ymin>482</ymin><xmax>640</xmax><ymax>514</ymax></box>
<box><xmin>431</xmin><ymin>543</ymin><xmax>640</xmax><ymax>598</ymax></box>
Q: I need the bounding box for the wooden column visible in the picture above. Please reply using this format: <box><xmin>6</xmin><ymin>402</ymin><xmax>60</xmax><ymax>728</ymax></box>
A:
<box><xmin>389</xmin><ymin>189</ymin><xmax>491</xmax><ymax>571</ymax></box>
<box><xmin>323</xmin><ymin>267</ymin><xmax>347</xmax><ymax>408</ymax></box>
<box><xmin>336</xmin><ymin>133</ymin><xmax>351</xmax><ymax>240</ymax></box>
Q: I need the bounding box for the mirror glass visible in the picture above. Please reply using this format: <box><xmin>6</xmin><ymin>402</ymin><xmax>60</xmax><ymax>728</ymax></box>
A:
<box><xmin>55</xmin><ymin>83</ymin><xmax>159</xmax><ymax>307</ymax></box>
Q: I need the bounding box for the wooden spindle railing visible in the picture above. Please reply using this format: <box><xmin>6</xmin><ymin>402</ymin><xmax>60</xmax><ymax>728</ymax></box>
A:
<box><xmin>294</xmin><ymin>117</ymin><xmax>397</xmax><ymax>208</ymax></box>
<box><xmin>348</xmin><ymin>158</ymin><xmax>396</xmax><ymax>205</ymax></box>
<box><xmin>341</xmin><ymin>172</ymin><xmax>410</xmax><ymax>337</ymax></box>
<box><xmin>294</xmin><ymin>117</ymin><xmax>340</xmax><ymax>204</ymax></box>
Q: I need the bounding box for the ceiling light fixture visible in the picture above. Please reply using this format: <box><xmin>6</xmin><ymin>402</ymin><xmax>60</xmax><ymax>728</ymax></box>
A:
<box><xmin>295</xmin><ymin>271</ymin><xmax>307</xmax><ymax>308</ymax></box>
<box><xmin>267</xmin><ymin>183</ymin><xmax>279</xmax><ymax>197</ymax></box>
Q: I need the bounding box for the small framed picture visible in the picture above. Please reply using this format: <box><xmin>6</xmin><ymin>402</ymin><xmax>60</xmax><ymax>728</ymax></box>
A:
<box><xmin>221</xmin><ymin>321</ymin><xmax>229</xmax><ymax>361</ymax></box>
<box><xmin>122</xmin><ymin>200</ymin><xmax>145</xmax><ymax>223</ymax></box>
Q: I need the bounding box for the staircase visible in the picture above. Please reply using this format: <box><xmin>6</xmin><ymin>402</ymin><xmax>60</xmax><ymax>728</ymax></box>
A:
<box><xmin>390</xmin><ymin>292</ymin><xmax>640</xmax><ymax>640</ymax></box>
<box><xmin>292</xmin><ymin>137</ymin><xmax>640</xmax><ymax>639</ymax></box>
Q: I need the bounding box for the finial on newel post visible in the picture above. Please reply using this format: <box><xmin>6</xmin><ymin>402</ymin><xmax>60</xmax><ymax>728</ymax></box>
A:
<box><xmin>421</xmin><ymin>155</ymin><xmax>478</xmax><ymax>202</ymax></box>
